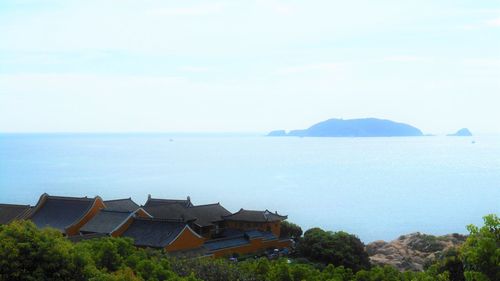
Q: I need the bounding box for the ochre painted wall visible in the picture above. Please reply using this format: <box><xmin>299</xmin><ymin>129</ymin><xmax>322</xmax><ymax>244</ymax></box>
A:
<box><xmin>135</xmin><ymin>209</ymin><xmax>151</xmax><ymax>218</ymax></box>
<box><xmin>66</xmin><ymin>198</ymin><xmax>106</xmax><ymax>236</ymax></box>
<box><xmin>165</xmin><ymin>228</ymin><xmax>205</xmax><ymax>252</ymax></box>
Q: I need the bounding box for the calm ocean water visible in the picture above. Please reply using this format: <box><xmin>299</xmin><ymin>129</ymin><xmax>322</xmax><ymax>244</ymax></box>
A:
<box><xmin>1</xmin><ymin>134</ymin><xmax>499</xmax><ymax>242</ymax></box>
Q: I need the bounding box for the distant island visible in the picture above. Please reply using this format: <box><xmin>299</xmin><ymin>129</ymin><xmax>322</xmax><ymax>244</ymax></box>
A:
<box><xmin>447</xmin><ymin>128</ymin><xmax>472</xmax><ymax>136</ymax></box>
<box><xmin>269</xmin><ymin>118</ymin><xmax>424</xmax><ymax>137</ymax></box>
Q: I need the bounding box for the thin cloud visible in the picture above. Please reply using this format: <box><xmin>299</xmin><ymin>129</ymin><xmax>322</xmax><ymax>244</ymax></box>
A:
<box><xmin>383</xmin><ymin>56</ymin><xmax>429</xmax><ymax>62</ymax></box>
<box><xmin>256</xmin><ymin>0</ymin><xmax>297</xmax><ymax>15</ymax></box>
<box><xmin>485</xmin><ymin>18</ymin><xmax>500</xmax><ymax>27</ymax></box>
<box><xmin>147</xmin><ymin>3</ymin><xmax>225</xmax><ymax>16</ymax></box>
<box><xmin>274</xmin><ymin>63</ymin><xmax>342</xmax><ymax>75</ymax></box>
<box><xmin>179</xmin><ymin>66</ymin><xmax>213</xmax><ymax>73</ymax></box>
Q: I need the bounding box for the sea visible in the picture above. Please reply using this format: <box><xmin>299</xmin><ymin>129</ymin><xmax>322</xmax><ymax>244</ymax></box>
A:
<box><xmin>1</xmin><ymin>133</ymin><xmax>499</xmax><ymax>243</ymax></box>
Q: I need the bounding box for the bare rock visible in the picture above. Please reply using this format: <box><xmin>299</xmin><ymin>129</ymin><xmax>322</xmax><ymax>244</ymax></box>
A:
<box><xmin>366</xmin><ymin>232</ymin><xmax>466</xmax><ymax>271</ymax></box>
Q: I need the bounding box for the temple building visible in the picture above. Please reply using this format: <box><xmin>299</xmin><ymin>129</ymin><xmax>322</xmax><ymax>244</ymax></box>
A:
<box><xmin>117</xmin><ymin>217</ymin><xmax>205</xmax><ymax>252</ymax></box>
<box><xmin>0</xmin><ymin>193</ymin><xmax>292</xmax><ymax>257</ymax></box>
<box><xmin>222</xmin><ymin>209</ymin><xmax>288</xmax><ymax>237</ymax></box>
<box><xmin>143</xmin><ymin>199</ymin><xmax>231</xmax><ymax>239</ymax></box>
<box><xmin>28</xmin><ymin>194</ymin><xmax>105</xmax><ymax>236</ymax></box>
<box><xmin>143</xmin><ymin>195</ymin><xmax>193</xmax><ymax>208</ymax></box>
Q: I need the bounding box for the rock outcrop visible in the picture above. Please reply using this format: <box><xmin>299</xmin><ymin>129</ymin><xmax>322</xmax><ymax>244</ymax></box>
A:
<box><xmin>366</xmin><ymin>232</ymin><xmax>466</xmax><ymax>271</ymax></box>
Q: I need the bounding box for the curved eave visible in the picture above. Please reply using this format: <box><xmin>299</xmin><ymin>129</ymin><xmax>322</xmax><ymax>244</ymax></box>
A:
<box><xmin>166</xmin><ymin>224</ymin><xmax>203</xmax><ymax>247</ymax></box>
<box><xmin>64</xmin><ymin>196</ymin><xmax>103</xmax><ymax>233</ymax></box>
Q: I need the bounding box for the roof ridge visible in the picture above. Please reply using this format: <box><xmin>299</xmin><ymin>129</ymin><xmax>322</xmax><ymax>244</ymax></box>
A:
<box><xmin>143</xmin><ymin>203</ymin><xmax>188</xmax><ymax>209</ymax></box>
<box><xmin>149</xmin><ymin>198</ymin><xmax>188</xmax><ymax>201</ymax></box>
<box><xmin>135</xmin><ymin>217</ymin><xmax>187</xmax><ymax>223</ymax></box>
<box><xmin>101</xmin><ymin>209</ymin><xmax>133</xmax><ymax>214</ymax></box>
<box><xmin>189</xmin><ymin>202</ymin><xmax>221</xmax><ymax>208</ymax></box>
<box><xmin>104</xmin><ymin>198</ymin><xmax>133</xmax><ymax>202</ymax></box>
<box><xmin>0</xmin><ymin>203</ymin><xmax>31</xmax><ymax>207</ymax></box>
<box><xmin>46</xmin><ymin>195</ymin><xmax>95</xmax><ymax>201</ymax></box>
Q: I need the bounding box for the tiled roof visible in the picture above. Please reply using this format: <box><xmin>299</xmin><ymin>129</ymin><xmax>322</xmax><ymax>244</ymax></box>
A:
<box><xmin>121</xmin><ymin>218</ymin><xmax>188</xmax><ymax>248</ymax></box>
<box><xmin>80</xmin><ymin>210</ymin><xmax>132</xmax><ymax>234</ymax></box>
<box><xmin>262</xmin><ymin>231</ymin><xmax>278</xmax><ymax>241</ymax></box>
<box><xmin>29</xmin><ymin>194</ymin><xmax>96</xmax><ymax>231</ymax></box>
<box><xmin>244</xmin><ymin>229</ymin><xmax>264</xmax><ymax>239</ymax></box>
<box><xmin>144</xmin><ymin>203</ymin><xmax>196</xmax><ymax>221</ymax></box>
<box><xmin>104</xmin><ymin>198</ymin><xmax>140</xmax><ymax>212</ymax></box>
<box><xmin>0</xmin><ymin>203</ymin><xmax>32</xmax><ymax>224</ymax></box>
<box><xmin>244</xmin><ymin>230</ymin><xmax>277</xmax><ymax>241</ymax></box>
<box><xmin>204</xmin><ymin>236</ymin><xmax>250</xmax><ymax>251</ymax></box>
<box><xmin>145</xmin><ymin>202</ymin><xmax>231</xmax><ymax>227</ymax></box>
<box><xmin>203</xmin><ymin>229</ymin><xmax>278</xmax><ymax>252</ymax></box>
<box><xmin>186</xmin><ymin>203</ymin><xmax>231</xmax><ymax>227</ymax></box>
<box><xmin>223</xmin><ymin>209</ymin><xmax>287</xmax><ymax>222</ymax></box>
<box><xmin>143</xmin><ymin>195</ymin><xmax>193</xmax><ymax>208</ymax></box>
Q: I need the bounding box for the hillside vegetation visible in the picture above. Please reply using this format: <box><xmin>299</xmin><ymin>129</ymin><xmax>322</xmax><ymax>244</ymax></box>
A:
<box><xmin>0</xmin><ymin>214</ymin><xmax>498</xmax><ymax>281</ymax></box>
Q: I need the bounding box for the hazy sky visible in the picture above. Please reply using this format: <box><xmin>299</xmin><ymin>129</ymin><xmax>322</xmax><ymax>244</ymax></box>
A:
<box><xmin>1</xmin><ymin>0</ymin><xmax>499</xmax><ymax>134</ymax></box>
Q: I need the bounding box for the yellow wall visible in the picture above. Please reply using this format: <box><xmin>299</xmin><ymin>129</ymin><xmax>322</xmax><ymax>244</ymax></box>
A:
<box><xmin>165</xmin><ymin>228</ymin><xmax>205</xmax><ymax>252</ymax></box>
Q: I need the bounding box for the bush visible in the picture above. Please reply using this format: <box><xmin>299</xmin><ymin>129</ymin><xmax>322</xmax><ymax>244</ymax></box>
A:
<box><xmin>297</xmin><ymin>228</ymin><xmax>371</xmax><ymax>272</ymax></box>
<box><xmin>460</xmin><ymin>214</ymin><xmax>499</xmax><ymax>281</ymax></box>
<box><xmin>0</xmin><ymin>220</ymin><xmax>197</xmax><ymax>281</ymax></box>
<box><xmin>280</xmin><ymin>221</ymin><xmax>303</xmax><ymax>240</ymax></box>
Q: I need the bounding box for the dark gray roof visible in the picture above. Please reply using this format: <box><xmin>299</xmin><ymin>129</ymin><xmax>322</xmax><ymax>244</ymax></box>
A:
<box><xmin>203</xmin><ymin>229</ymin><xmax>277</xmax><ymax>252</ymax></box>
<box><xmin>0</xmin><ymin>204</ymin><xmax>32</xmax><ymax>224</ymax></box>
<box><xmin>145</xmin><ymin>202</ymin><xmax>231</xmax><ymax>227</ymax></box>
<box><xmin>121</xmin><ymin>218</ymin><xmax>188</xmax><ymax>248</ymax></box>
<box><xmin>29</xmin><ymin>195</ymin><xmax>96</xmax><ymax>231</ymax></box>
<box><xmin>204</xmin><ymin>236</ymin><xmax>250</xmax><ymax>251</ymax></box>
<box><xmin>186</xmin><ymin>203</ymin><xmax>231</xmax><ymax>227</ymax></box>
<box><xmin>223</xmin><ymin>209</ymin><xmax>287</xmax><ymax>222</ymax></box>
<box><xmin>104</xmin><ymin>198</ymin><xmax>139</xmax><ymax>212</ymax></box>
<box><xmin>80</xmin><ymin>210</ymin><xmax>132</xmax><ymax>234</ymax></box>
<box><xmin>143</xmin><ymin>195</ymin><xmax>193</xmax><ymax>208</ymax></box>
<box><xmin>245</xmin><ymin>230</ymin><xmax>264</xmax><ymax>239</ymax></box>
<box><xmin>144</xmin><ymin>204</ymin><xmax>196</xmax><ymax>221</ymax></box>
<box><xmin>262</xmin><ymin>231</ymin><xmax>278</xmax><ymax>241</ymax></box>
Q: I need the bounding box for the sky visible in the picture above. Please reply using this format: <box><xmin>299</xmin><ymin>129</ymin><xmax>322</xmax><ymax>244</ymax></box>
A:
<box><xmin>0</xmin><ymin>0</ymin><xmax>499</xmax><ymax>134</ymax></box>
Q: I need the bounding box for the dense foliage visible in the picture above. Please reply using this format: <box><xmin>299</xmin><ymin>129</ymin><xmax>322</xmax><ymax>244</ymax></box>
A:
<box><xmin>280</xmin><ymin>221</ymin><xmax>303</xmax><ymax>241</ymax></box>
<box><xmin>460</xmin><ymin>214</ymin><xmax>499</xmax><ymax>281</ymax></box>
<box><xmin>0</xmin><ymin>220</ymin><xmax>196</xmax><ymax>281</ymax></box>
<box><xmin>0</xmin><ymin>215</ymin><xmax>498</xmax><ymax>281</ymax></box>
<box><xmin>296</xmin><ymin>228</ymin><xmax>371</xmax><ymax>271</ymax></box>
<box><xmin>171</xmin><ymin>257</ymin><xmax>451</xmax><ymax>281</ymax></box>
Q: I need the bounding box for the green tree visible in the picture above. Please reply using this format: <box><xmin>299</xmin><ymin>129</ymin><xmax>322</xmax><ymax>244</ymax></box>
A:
<box><xmin>280</xmin><ymin>221</ymin><xmax>303</xmax><ymax>240</ymax></box>
<box><xmin>460</xmin><ymin>214</ymin><xmax>500</xmax><ymax>281</ymax></box>
<box><xmin>298</xmin><ymin>228</ymin><xmax>371</xmax><ymax>272</ymax></box>
<box><xmin>0</xmin><ymin>220</ymin><xmax>197</xmax><ymax>281</ymax></box>
<box><xmin>0</xmin><ymin>220</ymin><xmax>79</xmax><ymax>281</ymax></box>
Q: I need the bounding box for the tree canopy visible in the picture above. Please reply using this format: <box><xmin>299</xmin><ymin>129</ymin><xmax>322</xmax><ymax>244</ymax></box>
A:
<box><xmin>297</xmin><ymin>227</ymin><xmax>371</xmax><ymax>272</ymax></box>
